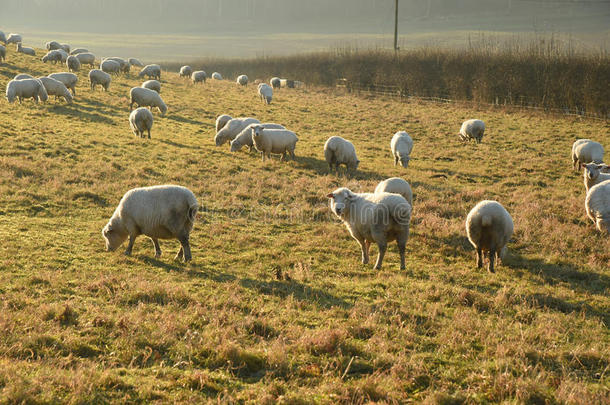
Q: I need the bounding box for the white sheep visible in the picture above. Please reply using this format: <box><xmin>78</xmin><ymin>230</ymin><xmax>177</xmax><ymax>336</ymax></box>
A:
<box><xmin>5</xmin><ymin>78</ymin><xmax>48</xmax><ymax>103</ymax></box>
<box><xmin>38</xmin><ymin>76</ymin><xmax>73</xmax><ymax>104</ymax></box>
<box><xmin>251</xmin><ymin>125</ymin><xmax>298</xmax><ymax>162</ymax></box>
<box><xmin>324</xmin><ymin>136</ymin><xmax>359</xmax><ymax>173</ymax></box>
<box><xmin>465</xmin><ymin>200</ymin><xmax>513</xmax><ymax>273</ymax></box>
<box><xmin>101</xmin><ymin>59</ymin><xmax>121</xmax><ymax>75</ymax></box>
<box><xmin>375</xmin><ymin>177</ymin><xmax>413</xmax><ymax>206</ymax></box>
<box><xmin>42</xmin><ymin>50</ymin><xmax>63</xmax><ymax>64</ymax></box>
<box><xmin>214</xmin><ymin>117</ymin><xmax>260</xmax><ymax>146</ymax></box>
<box><xmin>459</xmin><ymin>119</ymin><xmax>485</xmax><ymax>143</ymax></box>
<box><xmin>56</xmin><ymin>49</ymin><xmax>69</xmax><ymax>62</ymax></box>
<box><xmin>215</xmin><ymin>114</ymin><xmax>232</xmax><ymax>132</ymax></box>
<box><xmin>0</xmin><ymin>45</ymin><xmax>6</xmax><ymax>62</ymax></box>
<box><xmin>14</xmin><ymin>74</ymin><xmax>33</xmax><ymax>80</ymax></box>
<box><xmin>141</xmin><ymin>80</ymin><xmax>161</xmax><ymax>93</ymax></box>
<box><xmin>102</xmin><ymin>185</ymin><xmax>199</xmax><ymax>262</ymax></box>
<box><xmin>230</xmin><ymin>123</ymin><xmax>285</xmax><ymax>153</ymax></box>
<box><xmin>280</xmin><ymin>79</ymin><xmax>295</xmax><ymax>88</ymax></box>
<box><xmin>66</xmin><ymin>55</ymin><xmax>81</xmax><ymax>72</ymax></box>
<box><xmin>6</xmin><ymin>33</ymin><xmax>22</xmax><ymax>45</ymax></box>
<box><xmin>212</xmin><ymin>72</ymin><xmax>222</xmax><ymax>80</ymax></box>
<box><xmin>103</xmin><ymin>57</ymin><xmax>130</xmax><ymax>73</ymax></box>
<box><xmin>572</xmin><ymin>139</ymin><xmax>604</xmax><ymax>171</ymax></box>
<box><xmin>128</xmin><ymin>58</ymin><xmax>144</xmax><ymax>67</ymax></box>
<box><xmin>75</xmin><ymin>52</ymin><xmax>96</xmax><ymax>67</ymax></box>
<box><xmin>257</xmin><ymin>83</ymin><xmax>273</xmax><ymax>104</ymax></box>
<box><xmin>129</xmin><ymin>107</ymin><xmax>154</xmax><ymax>139</ymax></box>
<box><xmin>60</xmin><ymin>44</ymin><xmax>70</xmax><ymax>53</ymax></box>
<box><xmin>327</xmin><ymin>187</ymin><xmax>411</xmax><ymax>270</ymax></box>
<box><xmin>70</xmin><ymin>48</ymin><xmax>89</xmax><ymax>55</ymax></box>
<box><xmin>390</xmin><ymin>131</ymin><xmax>413</xmax><ymax>168</ymax></box>
<box><xmin>46</xmin><ymin>41</ymin><xmax>61</xmax><ymax>50</ymax></box>
<box><xmin>138</xmin><ymin>64</ymin><xmax>161</xmax><ymax>80</ymax></box>
<box><xmin>270</xmin><ymin>77</ymin><xmax>281</xmax><ymax>89</ymax></box>
<box><xmin>179</xmin><ymin>65</ymin><xmax>192</xmax><ymax>78</ymax></box>
<box><xmin>89</xmin><ymin>69</ymin><xmax>111</xmax><ymax>91</ymax></box>
<box><xmin>129</xmin><ymin>87</ymin><xmax>167</xmax><ymax>116</ymax></box>
<box><xmin>585</xmin><ymin>180</ymin><xmax>610</xmax><ymax>234</ymax></box>
<box><xmin>16</xmin><ymin>43</ymin><xmax>35</xmax><ymax>56</ymax></box>
<box><xmin>48</xmin><ymin>72</ymin><xmax>78</xmax><ymax>96</ymax></box>
<box><xmin>191</xmin><ymin>70</ymin><xmax>207</xmax><ymax>84</ymax></box>
<box><xmin>583</xmin><ymin>163</ymin><xmax>610</xmax><ymax>192</ymax></box>
<box><xmin>237</xmin><ymin>74</ymin><xmax>248</xmax><ymax>86</ymax></box>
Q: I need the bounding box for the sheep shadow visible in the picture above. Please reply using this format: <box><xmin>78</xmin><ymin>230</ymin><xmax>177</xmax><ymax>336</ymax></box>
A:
<box><xmin>140</xmin><ymin>256</ymin><xmax>187</xmax><ymax>272</ymax></box>
<box><xmin>524</xmin><ymin>292</ymin><xmax>610</xmax><ymax>327</ymax></box>
<box><xmin>294</xmin><ymin>155</ymin><xmax>385</xmax><ymax>181</ymax></box>
<box><xmin>185</xmin><ymin>266</ymin><xmax>237</xmax><ymax>283</ymax></box>
<box><xmin>48</xmin><ymin>104</ymin><xmax>115</xmax><ymax>124</ymax></box>
<box><xmin>159</xmin><ymin>139</ymin><xmax>198</xmax><ymax>149</ymax></box>
<box><xmin>166</xmin><ymin>114</ymin><xmax>203</xmax><ymax>125</ymax></box>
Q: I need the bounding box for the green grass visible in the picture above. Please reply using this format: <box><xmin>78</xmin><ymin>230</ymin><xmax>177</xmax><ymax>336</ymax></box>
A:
<box><xmin>0</xmin><ymin>48</ymin><xmax>609</xmax><ymax>404</ymax></box>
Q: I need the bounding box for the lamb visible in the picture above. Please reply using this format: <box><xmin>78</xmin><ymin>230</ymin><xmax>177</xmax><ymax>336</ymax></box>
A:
<box><xmin>102</xmin><ymin>185</ymin><xmax>199</xmax><ymax>262</ymax></box>
<box><xmin>104</xmin><ymin>57</ymin><xmax>130</xmax><ymax>73</ymax></box>
<box><xmin>459</xmin><ymin>119</ymin><xmax>485</xmax><ymax>143</ymax></box>
<box><xmin>46</xmin><ymin>41</ymin><xmax>61</xmax><ymax>50</ymax></box>
<box><xmin>14</xmin><ymin>74</ymin><xmax>33</xmax><ymax>80</ymax></box>
<box><xmin>138</xmin><ymin>64</ymin><xmax>161</xmax><ymax>80</ymax></box>
<box><xmin>391</xmin><ymin>131</ymin><xmax>414</xmax><ymax>168</ymax></box>
<box><xmin>16</xmin><ymin>43</ymin><xmax>35</xmax><ymax>56</ymax></box>
<box><xmin>327</xmin><ymin>187</ymin><xmax>411</xmax><ymax>270</ymax></box>
<box><xmin>257</xmin><ymin>83</ymin><xmax>273</xmax><ymax>104</ymax></box>
<box><xmin>375</xmin><ymin>177</ymin><xmax>413</xmax><ymax>206</ymax></box>
<box><xmin>141</xmin><ymin>79</ymin><xmax>161</xmax><ymax>93</ymax></box>
<box><xmin>212</xmin><ymin>72</ymin><xmax>222</xmax><ymax>80</ymax></box>
<box><xmin>6</xmin><ymin>33</ymin><xmax>22</xmax><ymax>45</ymax></box>
<box><xmin>48</xmin><ymin>72</ymin><xmax>78</xmax><ymax>96</ymax></box>
<box><xmin>42</xmin><ymin>50</ymin><xmax>63</xmax><ymax>64</ymax></box>
<box><xmin>465</xmin><ymin>200</ymin><xmax>514</xmax><ymax>273</ymax></box>
<box><xmin>129</xmin><ymin>107</ymin><xmax>154</xmax><ymax>139</ymax></box>
<box><xmin>60</xmin><ymin>44</ymin><xmax>70</xmax><ymax>53</ymax></box>
<box><xmin>70</xmin><ymin>48</ymin><xmax>89</xmax><ymax>55</ymax></box>
<box><xmin>585</xmin><ymin>180</ymin><xmax>610</xmax><ymax>234</ymax></box>
<box><xmin>179</xmin><ymin>65</ymin><xmax>192</xmax><ymax>78</ymax></box>
<box><xmin>572</xmin><ymin>139</ymin><xmax>604</xmax><ymax>171</ymax></box>
<box><xmin>5</xmin><ymin>78</ymin><xmax>48</xmax><ymax>103</ymax></box>
<box><xmin>0</xmin><ymin>45</ymin><xmax>5</xmax><ymax>62</ymax></box>
<box><xmin>324</xmin><ymin>136</ymin><xmax>359</xmax><ymax>173</ymax></box>
<box><xmin>89</xmin><ymin>69</ymin><xmax>111</xmax><ymax>91</ymax></box>
<box><xmin>236</xmin><ymin>74</ymin><xmax>248</xmax><ymax>86</ymax></box>
<box><xmin>75</xmin><ymin>52</ymin><xmax>96</xmax><ymax>67</ymax></box>
<box><xmin>66</xmin><ymin>55</ymin><xmax>81</xmax><ymax>72</ymax></box>
<box><xmin>214</xmin><ymin>117</ymin><xmax>260</xmax><ymax>146</ymax></box>
<box><xmin>583</xmin><ymin>163</ymin><xmax>610</xmax><ymax>192</ymax></box>
<box><xmin>38</xmin><ymin>76</ymin><xmax>73</xmax><ymax>104</ymax></box>
<box><xmin>230</xmin><ymin>123</ymin><xmax>285</xmax><ymax>153</ymax></box>
<box><xmin>101</xmin><ymin>59</ymin><xmax>121</xmax><ymax>75</ymax></box>
<box><xmin>215</xmin><ymin>114</ymin><xmax>232</xmax><ymax>132</ymax></box>
<box><xmin>251</xmin><ymin>125</ymin><xmax>298</xmax><ymax>162</ymax></box>
<box><xmin>270</xmin><ymin>77</ymin><xmax>281</xmax><ymax>89</ymax></box>
<box><xmin>191</xmin><ymin>70</ymin><xmax>207</xmax><ymax>84</ymax></box>
<box><xmin>129</xmin><ymin>87</ymin><xmax>167</xmax><ymax>116</ymax></box>
<box><xmin>128</xmin><ymin>58</ymin><xmax>144</xmax><ymax>67</ymax></box>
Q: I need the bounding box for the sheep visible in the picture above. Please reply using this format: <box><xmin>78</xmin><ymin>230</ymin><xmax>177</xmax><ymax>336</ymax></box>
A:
<box><xmin>16</xmin><ymin>43</ymin><xmax>35</xmax><ymax>56</ymax></box>
<box><xmin>251</xmin><ymin>125</ymin><xmax>298</xmax><ymax>162</ymax></box>
<box><xmin>270</xmin><ymin>77</ymin><xmax>281</xmax><ymax>89</ymax></box>
<box><xmin>0</xmin><ymin>45</ymin><xmax>5</xmax><ymax>62</ymax></box>
<box><xmin>324</xmin><ymin>136</ymin><xmax>359</xmax><ymax>173</ymax></box>
<box><xmin>101</xmin><ymin>59</ymin><xmax>121</xmax><ymax>75</ymax></box>
<box><xmin>70</xmin><ymin>48</ymin><xmax>89</xmax><ymax>55</ymax></box>
<box><xmin>215</xmin><ymin>114</ymin><xmax>232</xmax><ymax>132</ymax></box>
<box><xmin>179</xmin><ymin>65</ymin><xmax>192</xmax><ymax>78</ymax></box>
<box><xmin>236</xmin><ymin>74</ymin><xmax>248</xmax><ymax>86</ymax></box>
<box><xmin>138</xmin><ymin>64</ymin><xmax>161</xmax><ymax>80</ymax></box>
<box><xmin>60</xmin><ymin>44</ymin><xmax>70</xmax><ymax>53</ymax></box>
<box><xmin>254</xmin><ymin>79</ymin><xmax>262</xmax><ymax>85</ymax></box>
<box><xmin>230</xmin><ymin>123</ymin><xmax>285</xmax><ymax>153</ymax></box>
<box><xmin>56</xmin><ymin>49</ymin><xmax>69</xmax><ymax>62</ymax></box>
<box><xmin>191</xmin><ymin>70</ymin><xmax>207</xmax><ymax>84</ymax></box>
<box><xmin>212</xmin><ymin>72</ymin><xmax>222</xmax><ymax>80</ymax></box>
<box><xmin>66</xmin><ymin>55</ymin><xmax>81</xmax><ymax>72</ymax></box>
<box><xmin>280</xmin><ymin>79</ymin><xmax>295</xmax><ymax>88</ymax></box>
<box><xmin>5</xmin><ymin>78</ymin><xmax>48</xmax><ymax>104</ymax></box>
<box><xmin>585</xmin><ymin>180</ymin><xmax>610</xmax><ymax>234</ymax></box>
<box><xmin>103</xmin><ymin>57</ymin><xmax>130</xmax><ymax>73</ymax></box>
<box><xmin>6</xmin><ymin>33</ymin><xmax>22</xmax><ymax>45</ymax></box>
<box><xmin>257</xmin><ymin>83</ymin><xmax>273</xmax><ymax>104</ymax></box>
<box><xmin>48</xmin><ymin>72</ymin><xmax>78</xmax><ymax>96</ymax></box>
<box><xmin>14</xmin><ymin>74</ymin><xmax>33</xmax><ymax>80</ymax></box>
<box><xmin>572</xmin><ymin>139</ymin><xmax>604</xmax><ymax>171</ymax></box>
<box><xmin>129</xmin><ymin>87</ymin><xmax>167</xmax><ymax>116</ymax></box>
<box><xmin>375</xmin><ymin>177</ymin><xmax>413</xmax><ymax>206</ymax></box>
<box><xmin>75</xmin><ymin>52</ymin><xmax>95</xmax><ymax>67</ymax></box>
<box><xmin>215</xmin><ymin>117</ymin><xmax>260</xmax><ymax>146</ymax></box>
<box><xmin>102</xmin><ymin>185</ymin><xmax>199</xmax><ymax>262</ymax></box>
<box><xmin>142</xmin><ymin>80</ymin><xmax>161</xmax><ymax>93</ymax></box>
<box><xmin>459</xmin><ymin>119</ymin><xmax>485</xmax><ymax>143</ymax></box>
<box><xmin>89</xmin><ymin>69</ymin><xmax>111</xmax><ymax>91</ymax></box>
<box><xmin>42</xmin><ymin>50</ymin><xmax>63</xmax><ymax>64</ymax></box>
<box><xmin>129</xmin><ymin>107</ymin><xmax>154</xmax><ymax>139</ymax></box>
<box><xmin>391</xmin><ymin>131</ymin><xmax>414</xmax><ymax>168</ymax></box>
<box><xmin>583</xmin><ymin>163</ymin><xmax>610</xmax><ymax>192</ymax></box>
<box><xmin>38</xmin><ymin>76</ymin><xmax>73</xmax><ymax>104</ymax></box>
<box><xmin>128</xmin><ymin>58</ymin><xmax>144</xmax><ymax>67</ymax></box>
<box><xmin>327</xmin><ymin>187</ymin><xmax>411</xmax><ymax>270</ymax></box>
<box><xmin>46</xmin><ymin>41</ymin><xmax>61</xmax><ymax>50</ymax></box>
<box><xmin>0</xmin><ymin>31</ymin><xmax>6</xmax><ymax>44</ymax></box>
<box><xmin>465</xmin><ymin>200</ymin><xmax>514</xmax><ymax>273</ymax></box>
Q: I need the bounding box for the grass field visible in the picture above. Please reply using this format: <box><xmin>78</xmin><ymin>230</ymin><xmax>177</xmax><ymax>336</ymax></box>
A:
<box><xmin>0</xmin><ymin>49</ymin><xmax>609</xmax><ymax>403</ymax></box>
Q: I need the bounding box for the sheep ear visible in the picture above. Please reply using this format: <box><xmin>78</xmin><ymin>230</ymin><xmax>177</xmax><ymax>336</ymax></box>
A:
<box><xmin>326</xmin><ymin>193</ymin><xmax>334</xmax><ymax>199</ymax></box>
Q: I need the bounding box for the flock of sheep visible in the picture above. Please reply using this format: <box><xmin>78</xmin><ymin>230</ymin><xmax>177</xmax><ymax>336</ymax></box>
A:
<box><xmin>1</xmin><ymin>30</ymin><xmax>608</xmax><ymax>271</ymax></box>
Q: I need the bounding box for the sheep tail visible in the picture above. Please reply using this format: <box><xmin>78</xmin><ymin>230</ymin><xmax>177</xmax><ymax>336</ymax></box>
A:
<box><xmin>481</xmin><ymin>214</ymin><xmax>493</xmax><ymax>227</ymax></box>
<box><xmin>188</xmin><ymin>204</ymin><xmax>199</xmax><ymax>223</ymax></box>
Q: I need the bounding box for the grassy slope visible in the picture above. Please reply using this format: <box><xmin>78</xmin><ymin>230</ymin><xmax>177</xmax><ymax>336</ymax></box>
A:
<box><xmin>0</xmin><ymin>49</ymin><xmax>608</xmax><ymax>404</ymax></box>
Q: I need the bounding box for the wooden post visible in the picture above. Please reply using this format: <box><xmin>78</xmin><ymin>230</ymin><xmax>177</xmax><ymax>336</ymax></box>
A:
<box><xmin>394</xmin><ymin>0</ymin><xmax>399</xmax><ymax>52</ymax></box>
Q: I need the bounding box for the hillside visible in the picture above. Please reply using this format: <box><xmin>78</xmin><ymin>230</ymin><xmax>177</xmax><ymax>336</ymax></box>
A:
<box><xmin>0</xmin><ymin>49</ymin><xmax>609</xmax><ymax>403</ymax></box>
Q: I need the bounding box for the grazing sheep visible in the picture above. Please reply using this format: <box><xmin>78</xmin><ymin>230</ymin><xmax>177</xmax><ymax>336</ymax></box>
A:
<box><xmin>251</xmin><ymin>125</ymin><xmax>298</xmax><ymax>162</ymax></box>
<box><xmin>70</xmin><ymin>48</ymin><xmax>89</xmax><ymax>55</ymax></box>
<box><xmin>46</xmin><ymin>41</ymin><xmax>61</xmax><ymax>50</ymax></box>
<box><xmin>141</xmin><ymin>79</ymin><xmax>161</xmax><ymax>93</ymax></box>
<box><xmin>128</xmin><ymin>58</ymin><xmax>144</xmax><ymax>67</ymax></box>
<box><xmin>75</xmin><ymin>52</ymin><xmax>95</xmax><ymax>67</ymax></box>
<box><xmin>270</xmin><ymin>77</ymin><xmax>281</xmax><ymax>89</ymax></box>
<box><xmin>215</xmin><ymin>117</ymin><xmax>260</xmax><ymax>146</ymax></box>
<box><xmin>103</xmin><ymin>57</ymin><xmax>130</xmax><ymax>73</ymax></box>
<box><xmin>129</xmin><ymin>87</ymin><xmax>167</xmax><ymax>116</ymax></box>
<box><xmin>16</xmin><ymin>43</ymin><xmax>35</xmax><ymax>56</ymax></box>
<box><xmin>280</xmin><ymin>79</ymin><xmax>295</xmax><ymax>88</ymax></box>
<box><xmin>138</xmin><ymin>64</ymin><xmax>161</xmax><ymax>80</ymax></box>
<box><xmin>212</xmin><ymin>72</ymin><xmax>222</xmax><ymax>80</ymax></box>
<box><xmin>38</xmin><ymin>76</ymin><xmax>73</xmax><ymax>104</ymax></box>
<box><xmin>375</xmin><ymin>177</ymin><xmax>413</xmax><ymax>206</ymax></box>
<box><xmin>48</xmin><ymin>72</ymin><xmax>78</xmax><ymax>96</ymax></box>
<box><xmin>583</xmin><ymin>163</ymin><xmax>610</xmax><ymax>192</ymax></box>
<box><xmin>0</xmin><ymin>31</ymin><xmax>6</xmax><ymax>44</ymax></box>
<box><xmin>5</xmin><ymin>78</ymin><xmax>48</xmax><ymax>103</ymax></box>
<box><xmin>102</xmin><ymin>185</ymin><xmax>199</xmax><ymax>262</ymax></box>
<box><xmin>129</xmin><ymin>107</ymin><xmax>154</xmax><ymax>139</ymax></box>
<box><xmin>257</xmin><ymin>83</ymin><xmax>273</xmax><ymax>104</ymax></box>
<box><xmin>585</xmin><ymin>180</ymin><xmax>610</xmax><ymax>234</ymax></box>
<box><xmin>391</xmin><ymin>131</ymin><xmax>414</xmax><ymax>168</ymax></box>
<box><xmin>66</xmin><ymin>55</ymin><xmax>81</xmax><ymax>72</ymax></box>
<box><xmin>101</xmin><ymin>59</ymin><xmax>121</xmax><ymax>75</ymax></box>
<box><xmin>42</xmin><ymin>50</ymin><xmax>63</xmax><ymax>64</ymax></box>
<box><xmin>459</xmin><ymin>119</ymin><xmax>485</xmax><ymax>143</ymax></box>
<box><xmin>327</xmin><ymin>187</ymin><xmax>412</xmax><ymax>270</ymax></box>
<box><xmin>236</xmin><ymin>74</ymin><xmax>248</xmax><ymax>86</ymax></box>
<box><xmin>60</xmin><ymin>43</ymin><xmax>70</xmax><ymax>53</ymax></box>
<box><xmin>6</xmin><ymin>33</ymin><xmax>22</xmax><ymax>45</ymax></box>
<box><xmin>215</xmin><ymin>114</ymin><xmax>232</xmax><ymax>132</ymax></box>
<box><xmin>14</xmin><ymin>74</ymin><xmax>33</xmax><ymax>80</ymax></box>
<box><xmin>465</xmin><ymin>200</ymin><xmax>513</xmax><ymax>273</ymax></box>
<box><xmin>0</xmin><ymin>45</ymin><xmax>5</xmax><ymax>62</ymax></box>
<box><xmin>324</xmin><ymin>136</ymin><xmax>359</xmax><ymax>173</ymax></box>
<box><xmin>230</xmin><ymin>123</ymin><xmax>285</xmax><ymax>153</ymax></box>
<box><xmin>572</xmin><ymin>139</ymin><xmax>604</xmax><ymax>171</ymax></box>
<box><xmin>191</xmin><ymin>70</ymin><xmax>207</xmax><ymax>84</ymax></box>
<box><xmin>89</xmin><ymin>69</ymin><xmax>111</xmax><ymax>91</ymax></box>
<box><xmin>179</xmin><ymin>65</ymin><xmax>192</xmax><ymax>78</ymax></box>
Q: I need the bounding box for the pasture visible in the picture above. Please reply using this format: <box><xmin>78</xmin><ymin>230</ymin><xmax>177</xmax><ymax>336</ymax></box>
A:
<box><xmin>0</xmin><ymin>49</ymin><xmax>608</xmax><ymax>403</ymax></box>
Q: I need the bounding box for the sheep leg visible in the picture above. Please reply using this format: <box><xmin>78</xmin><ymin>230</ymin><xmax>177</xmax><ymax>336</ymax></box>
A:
<box><xmin>177</xmin><ymin>236</ymin><xmax>192</xmax><ymax>262</ymax></box>
<box><xmin>289</xmin><ymin>149</ymin><xmax>296</xmax><ymax>160</ymax></box>
<box><xmin>476</xmin><ymin>247</ymin><xmax>483</xmax><ymax>268</ymax></box>
<box><xmin>397</xmin><ymin>236</ymin><xmax>407</xmax><ymax>271</ymax></box>
<box><xmin>124</xmin><ymin>234</ymin><xmax>136</xmax><ymax>256</ymax></box>
<box><xmin>373</xmin><ymin>242</ymin><xmax>387</xmax><ymax>270</ymax></box>
<box><xmin>488</xmin><ymin>248</ymin><xmax>496</xmax><ymax>273</ymax></box>
<box><xmin>394</xmin><ymin>155</ymin><xmax>398</xmax><ymax>166</ymax></box>
<box><xmin>260</xmin><ymin>152</ymin><xmax>265</xmax><ymax>162</ymax></box>
<box><xmin>147</xmin><ymin>129</ymin><xmax>151</xmax><ymax>139</ymax></box>
<box><xmin>356</xmin><ymin>237</ymin><xmax>369</xmax><ymax>264</ymax></box>
<box><xmin>151</xmin><ymin>238</ymin><xmax>161</xmax><ymax>258</ymax></box>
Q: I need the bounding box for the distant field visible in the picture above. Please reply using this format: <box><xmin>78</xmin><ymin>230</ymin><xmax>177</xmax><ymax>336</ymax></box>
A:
<box><xmin>0</xmin><ymin>48</ymin><xmax>609</xmax><ymax>403</ymax></box>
